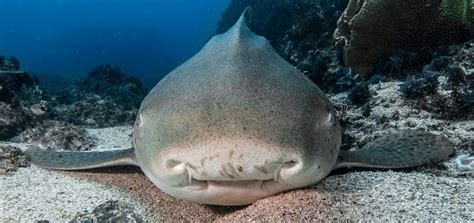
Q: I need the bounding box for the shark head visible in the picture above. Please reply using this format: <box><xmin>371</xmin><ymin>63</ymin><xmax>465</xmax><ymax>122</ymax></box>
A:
<box><xmin>133</xmin><ymin>7</ymin><xmax>341</xmax><ymax>205</ymax></box>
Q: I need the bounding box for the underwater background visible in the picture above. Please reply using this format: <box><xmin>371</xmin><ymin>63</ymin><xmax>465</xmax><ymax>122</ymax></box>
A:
<box><xmin>1</xmin><ymin>0</ymin><xmax>473</xmax><ymax>221</ymax></box>
<box><xmin>0</xmin><ymin>0</ymin><xmax>229</xmax><ymax>88</ymax></box>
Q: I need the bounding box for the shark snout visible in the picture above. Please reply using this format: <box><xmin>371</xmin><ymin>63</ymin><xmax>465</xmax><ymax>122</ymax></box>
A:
<box><xmin>143</xmin><ymin>142</ymin><xmax>318</xmax><ymax>205</ymax></box>
<box><xmin>156</xmin><ymin>143</ymin><xmax>309</xmax><ymax>189</ymax></box>
<box><xmin>164</xmin><ymin>156</ymin><xmax>302</xmax><ymax>184</ymax></box>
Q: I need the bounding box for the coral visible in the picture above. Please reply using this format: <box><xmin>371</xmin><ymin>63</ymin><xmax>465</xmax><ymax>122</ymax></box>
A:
<box><xmin>440</xmin><ymin>0</ymin><xmax>474</xmax><ymax>24</ymax></box>
<box><xmin>349</xmin><ymin>82</ymin><xmax>371</xmax><ymax>105</ymax></box>
<box><xmin>374</xmin><ymin>50</ymin><xmax>425</xmax><ymax>78</ymax></box>
<box><xmin>70</xmin><ymin>200</ymin><xmax>143</xmax><ymax>223</ymax></box>
<box><xmin>399</xmin><ymin>40</ymin><xmax>473</xmax><ymax>120</ymax></box>
<box><xmin>400</xmin><ymin>67</ymin><xmax>439</xmax><ymax>99</ymax></box>
<box><xmin>334</xmin><ymin>0</ymin><xmax>472</xmax><ymax>77</ymax></box>
<box><xmin>0</xmin><ymin>145</ymin><xmax>30</xmax><ymax>175</ymax></box>
<box><xmin>11</xmin><ymin>120</ymin><xmax>94</xmax><ymax>151</ymax></box>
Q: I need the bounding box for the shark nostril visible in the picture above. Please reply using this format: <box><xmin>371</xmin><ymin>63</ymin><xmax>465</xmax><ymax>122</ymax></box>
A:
<box><xmin>166</xmin><ymin>159</ymin><xmax>182</xmax><ymax>169</ymax></box>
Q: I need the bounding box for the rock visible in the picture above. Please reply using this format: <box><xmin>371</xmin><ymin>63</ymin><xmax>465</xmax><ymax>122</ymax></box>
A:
<box><xmin>49</xmin><ymin>65</ymin><xmax>147</xmax><ymax>127</ymax></box>
<box><xmin>11</xmin><ymin>120</ymin><xmax>94</xmax><ymax>151</ymax></box>
<box><xmin>454</xmin><ymin>155</ymin><xmax>474</xmax><ymax>172</ymax></box>
<box><xmin>0</xmin><ymin>55</ymin><xmax>21</xmax><ymax>71</ymax></box>
<box><xmin>51</xmin><ymin>95</ymin><xmax>138</xmax><ymax>128</ymax></box>
<box><xmin>29</xmin><ymin>100</ymin><xmax>48</xmax><ymax>117</ymax></box>
<box><xmin>78</xmin><ymin>64</ymin><xmax>147</xmax><ymax>109</ymax></box>
<box><xmin>0</xmin><ymin>55</ymin><xmax>45</xmax><ymax>139</ymax></box>
<box><xmin>0</xmin><ymin>102</ymin><xmax>27</xmax><ymax>140</ymax></box>
<box><xmin>0</xmin><ymin>70</ymin><xmax>35</xmax><ymax>102</ymax></box>
<box><xmin>69</xmin><ymin>200</ymin><xmax>143</xmax><ymax>223</ymax></box>
<box><xmin>399</xmin><ymin>40</ymin><xmax>474</xmax><ymax>120</ymax></box>
<box><xmin>0</xmin><ymin>145</ymin><xmax>30</xmax><ymax>175</ymax></box>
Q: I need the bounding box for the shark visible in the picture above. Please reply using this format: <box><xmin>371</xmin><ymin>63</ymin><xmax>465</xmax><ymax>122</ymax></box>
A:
<box><xmin>27</xmin><ymin>8</ymin><xmax>454</xmax><ymax>206</ymax></box>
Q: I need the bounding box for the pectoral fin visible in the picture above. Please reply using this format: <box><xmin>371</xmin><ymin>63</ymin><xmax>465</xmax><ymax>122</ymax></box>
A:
<box><xmin>26</xmin><ymin>147</ymin><xmax>137</xmax><ymax>170</ymax></box>
<box><xmin>334</xmin><ymin>131</ymin><xmax>454</xmax><ymax>170</ymax></box>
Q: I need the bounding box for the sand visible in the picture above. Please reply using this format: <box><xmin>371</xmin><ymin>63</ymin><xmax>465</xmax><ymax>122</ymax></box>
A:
<box><xmin>1</xmin><ymin>81</ymin><xmax>473</xmax><ymax>221</ymax></box>
<box><xmin>0</xmin><ymin>159</ymin><xmax>150</xmax><ymax>222</ymax></box>
<box><xmin>67</xmin><ymin>164</ymin><xmax>473</xmax><ymax>221</ymax></box>
<box><xmin>1</xmin><ymin>124</ymin><xmax>472</xmax><ymax>221</ymax></box>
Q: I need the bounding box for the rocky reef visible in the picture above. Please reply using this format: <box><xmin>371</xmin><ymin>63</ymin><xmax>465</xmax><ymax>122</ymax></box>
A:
<box><xmin>0</xmin><ymin>59</ymin><xmax>147</xmax><ymax>152</ymax></box>
<box><xmin>0</xmin><ymin>55</ymin><xmax>21</xmax><ymax>71</ymax></box>
<box><xmin>398</xmin><ymin>41</ymin><xmax>473</xmax><ymax>120</ymax></box>
<box><xmin>218</xmin><ymin>0</ymin><xmax>473</xmax><ymax>160</ymax></box>
<box><xmin>0</xmin><ymin>62</ymin><xmax>146</xmax><ymax>177</ymax></box>
<box><xmin>11</xmin><ymin>120</ymin><xmax>94</xmax><ymax>151</ymax></box>
<box><xmin>50</xmin><ymin>64</ymin><xmax>148</xmax><ymax>127</ymax></box>
<box><xmin>0</xmin><ymin>56</ymin><xmax>43</xmax><ymax>140</ymax></box>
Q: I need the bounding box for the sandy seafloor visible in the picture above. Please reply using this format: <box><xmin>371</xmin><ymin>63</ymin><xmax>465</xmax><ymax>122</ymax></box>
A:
<box><xmin>1</xmin><ymin>81</ymin><xmax>473</xmax><ymax>222</ymax></box>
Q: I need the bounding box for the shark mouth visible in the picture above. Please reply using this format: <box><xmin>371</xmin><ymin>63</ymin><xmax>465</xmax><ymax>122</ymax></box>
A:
<box><xmin>180</xmin><ymin>161</ymin><xmax>291</xmax><ymax>190</ymax></box>
<box><xmin>181</xmin><ymin>177</ymin><xmax>283</xmax><ymax>191</ymax></box>
<box><xmin>174</xmin><ymin>176</ymin><xmax>292</xmax><ymax>206</ymax></box>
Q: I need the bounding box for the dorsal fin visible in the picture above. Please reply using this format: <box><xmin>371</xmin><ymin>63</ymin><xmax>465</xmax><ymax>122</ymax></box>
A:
<box><xmin>236</xmin><ymin>6</ymin><xmax>252</xmax><ymax>28</ymax></box>
<box><xmin>227</xmin><ymin>7</ymin><xmax>254</xmax><ymax>40</ymax></box>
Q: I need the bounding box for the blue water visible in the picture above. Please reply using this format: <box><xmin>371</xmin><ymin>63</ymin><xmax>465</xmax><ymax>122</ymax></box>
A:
<box><xmin>0</xmin><ymin>0</ymin><xmax>229</xmax><ymax>87</ymax></box>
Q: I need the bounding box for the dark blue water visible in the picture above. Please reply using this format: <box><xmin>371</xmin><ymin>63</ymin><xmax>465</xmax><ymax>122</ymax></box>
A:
<box><xmin>0</xmin><ymin>0</ymin><xmax>229</xmax><ymax>88</ymax></box>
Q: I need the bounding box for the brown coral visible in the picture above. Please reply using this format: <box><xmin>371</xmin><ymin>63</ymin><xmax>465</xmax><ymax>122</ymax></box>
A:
<box><xmin>334</xmin><ymin>0</ymin><xmax>473</xmax><ymax>77</ymax></box>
